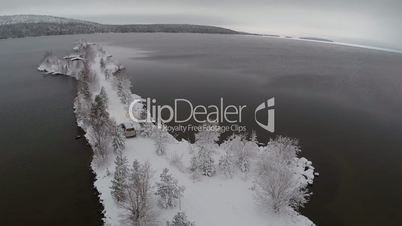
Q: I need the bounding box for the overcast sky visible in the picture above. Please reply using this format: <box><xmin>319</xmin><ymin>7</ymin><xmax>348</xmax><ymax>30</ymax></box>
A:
<box><xmin>1</xmin><ymin>0</ymin><xmax>401</xmax><ymax>50</ymax></box>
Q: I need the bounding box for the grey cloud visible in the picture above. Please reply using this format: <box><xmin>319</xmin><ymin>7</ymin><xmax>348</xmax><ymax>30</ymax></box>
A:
<box><xmin>0</xmin><ymin>0</ymin><xmax>401</xmax><ymax>50</ymax></box>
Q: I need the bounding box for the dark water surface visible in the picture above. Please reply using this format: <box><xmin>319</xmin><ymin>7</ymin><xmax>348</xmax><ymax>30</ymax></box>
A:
<box><xmin>1</xmin><ymin>33</ymin><xmax>402</xmax><ymax>226</ymax></box>
<box><xmin>0</xmin><ymin>36</ymin><xmax>104</xmax><ymax>226</ymax></box>
<box><xmin>102</xmin><ymin>33</ymin><xmax>402</xmax><ymax>226</ymax></box>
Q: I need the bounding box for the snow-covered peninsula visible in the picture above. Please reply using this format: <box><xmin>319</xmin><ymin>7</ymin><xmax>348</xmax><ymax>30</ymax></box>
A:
<box><xmin>38</xmin><ymin>41</ymin><xmax>316</xmax><ymax>226</ymax></box>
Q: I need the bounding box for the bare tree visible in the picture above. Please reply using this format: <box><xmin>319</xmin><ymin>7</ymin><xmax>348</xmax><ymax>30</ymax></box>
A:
<box><xmin>121</xmin><ymin>160</ymin><xmax>155</xmax><ymax>226</ymax></box>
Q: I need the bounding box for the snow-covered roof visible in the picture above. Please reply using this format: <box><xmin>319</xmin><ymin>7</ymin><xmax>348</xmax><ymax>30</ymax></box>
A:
<box><xmin>122</xmin><ymin>122</ymin><xmax>135</xmax><ymax>129</ymax></box>
<box><xmin>122</xmin><ymin>122</ymin><xmax>143</xmax><ymax>130</ymax></box>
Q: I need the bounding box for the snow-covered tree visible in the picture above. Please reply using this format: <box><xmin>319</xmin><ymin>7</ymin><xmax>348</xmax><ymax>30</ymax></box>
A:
<box><xmin>167</xmin><ymin>212</ymin><xmax>195</xmax><ymax>226</ymax></box>
<box><xmin>218</xmin><ymin>149</ymin><xmax>236</xmax><ymax>178</ymax></box>
<box><xmin>189</xmin><ymin>124</ymin><xmax>221</xmax><ymax>177</ymax></box>
<box><xmin>249</xmin><ymin>129</ymin><xmax>258</xmax><ymax>143</ymax></box>
<box><xmin>111</xmin><ymin>122</ymin><xmax>126</xmax><ymax>154</ymax></box>
<box><xmin>74</xmin><ymin>78</ymin><xmax>92</xmax><ymax>127</ymax></box>
<box><xmin>82</xmin><ymin>61</ymin><xmax>98</xmax><ymax>85</ymax></box>
<box><xmin>254</xmin><ymin>136</ymin><xmax>311</xmax><ymax>213</ymax></box>
<box><xmin>222</xmin><ymin>134</ymin><xmax>257</xmax><ymax>173</ymax></box>
<box><xmin>140</xmin><ymin>123</ymin><xmax>154</xmax><ymax>137</ymax></box>
<box><xmin>79</xmin><ymin>76</ymin><xmax>91</xmax><ymax>101</ymax></box>
<box><xmin>121</xmin><ymin>160</ymin><xmax>155</xmax><ymax>226</ymax></box>
<box><xmin>190</xmin><ymin>147</ymin><xmax>216</xmax><ymax>177</ymax></box>
<box><xmin>152</xmin><ymin>129</ymin><xmax>171</xmax><ymax>155</ymax></box>
<box><xmin>98</xmin><ymin>87</ymin><xmax>108</xmax><ymax>108</ymax></box>
<box><xmin>155</xmin><ymin>168</ymin><xmax>185</xmax><ymax>208</ymax></box>
<box><xmin>114</xmin><ymin>72</ymin><xmax>134</xmax><ymax>105</ymax></box>
<box><xmin>90</xmin><ymin>89</ymin><xmax>109</xmax><ymax>123</ymax></box>
<box><xmin>100</xmin><ymin>58</ymin><xmax>106</xmax><ymax>70</ymax></box>
<box><xmin>194</xmin><ymin>124</ymin><xmax>221</xmax><ymax>152</ymax></box>
<box><xmin>89</xmin><ymin>89</ymin><xmax>112</xmax><ymax>160</ymax></box>
<box><xmin>110</xmin><ymin>151</ymin><xmax>129</xmax><ymax>203</ymax></box>
<box><xmin>169</xmin><ymin>152</ymin><xmax>185</xmax><ymax>172</ymax></box>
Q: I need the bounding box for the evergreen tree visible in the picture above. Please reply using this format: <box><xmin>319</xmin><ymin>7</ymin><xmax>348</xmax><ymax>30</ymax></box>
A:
<box><xmin>155</xmin><ymin>168</ymin><xmax>185</xmax><ymax>208</ymax></box>
<box><xmin>112</xmin><ymin>123</ymin><xmax>126</xmax><ymax>154</ymax></box>
<box><xmin>89</xmin><ymin>90</ymin><xmax>112</xmax><ymax>159</ymax></box>
<box><xmin>80</xmin><ymin>79</ymin><xmax>91</xmax><ymax>102</ymax></box>
<box><xmin>167</xmin><ymin>212</ymin><xmax>195</xmax><ymax>226</ymax></box>
<box><xmin>90</xmin><ymin>91</ymin><xmax>109</xmax><ymax>126</ymax></box>
<box><xmin>111</xmin><ymin>151</ymin><xmax>129</xmax><ymax>203</ymax></box>
<box><xmin>98</xmin><ymin>87</ymin><xmax>108</xmax><ymax>108</ymax></box>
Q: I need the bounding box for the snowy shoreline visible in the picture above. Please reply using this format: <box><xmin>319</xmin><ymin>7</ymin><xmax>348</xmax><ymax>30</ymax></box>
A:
<box><xmin>38</xmin><ymin>41</ymin><xmax>316</xmax><ymax>226</ymax></box>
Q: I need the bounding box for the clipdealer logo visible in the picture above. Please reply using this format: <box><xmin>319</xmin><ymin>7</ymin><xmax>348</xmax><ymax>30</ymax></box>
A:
<box><xmin>254</xmin><ymin>97</ymin><xmax>275</xmax><ymax>133</ymax></box>
<box><xmin>128</xmin><ymin>97</ymin><xmax>275</xmax><ymax>132</ymax></box>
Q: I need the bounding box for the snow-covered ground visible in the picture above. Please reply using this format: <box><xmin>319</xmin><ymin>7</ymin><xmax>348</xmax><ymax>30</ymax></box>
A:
<box><xmin>38</xmin><ymin>41</ymin><xmax>316</xmax><ymax>226</ymax></box>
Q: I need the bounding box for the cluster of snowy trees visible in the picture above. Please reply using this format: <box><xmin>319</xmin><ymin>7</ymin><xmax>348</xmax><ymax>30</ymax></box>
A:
<box><xmin>111</xmin><ymin>156</ymin><xmax>190</xmax><ymax>225</ymax></box>
<box><xmin>73</xmin><ymin>51</ymin><xmax>126</xmax><ymax>163</ymax></box>
<box><xmin>89</xmin><ymin>88</ymin><xmax>113</xmax><ymax>159</ymax></box>
<box><xmin>187</xmin><ymin>126</ymin><xmax>312</xmax><ymax>214</ymax></box>
<box><xmin>219</xmin><ymin>134</ymin><xmax>259</xmax><ymax>175</ymax></box>
<box><xmin>254</xmin><ymin>136</ymin><xmax>311</xmax><ymax>213</ymax></box>
<box><xmin>189</xmin><ymin>127</ymin><xmax>259</xmax><ymax>179</ymax></box>
<box><xmin>73</xmin><ymin>43</ymin><xmax>133</xmax><ymax>163</ymax></box>
<box><xmin>113</xmin><ymin>71</ymin><xmax>134</xmax><ymax>106</ymax></box>
<box><xmin>85</xmin><ymin>87</ymin><xmax>126</xmax><ymax>162</ymax></box>
<box><xmin>190</xmin><ymin>125</ymin><xmax>220</xmax><ymax>178</ymax></box>
<box><xmin>74</xmin><ymin>70</ymin><xmax>92</xmax><ymax>126</ymax></box>
<box><xmin>111</xmin><ymin>156</ymin><xmax>155</xmax><ymax>225</ymax></box>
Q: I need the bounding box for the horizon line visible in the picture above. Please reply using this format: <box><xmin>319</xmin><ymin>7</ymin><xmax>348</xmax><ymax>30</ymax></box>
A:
<box><xmin>2</xmin><ymin>13</ymin><xmax>402</xmax><ymax>54</ymax></box>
